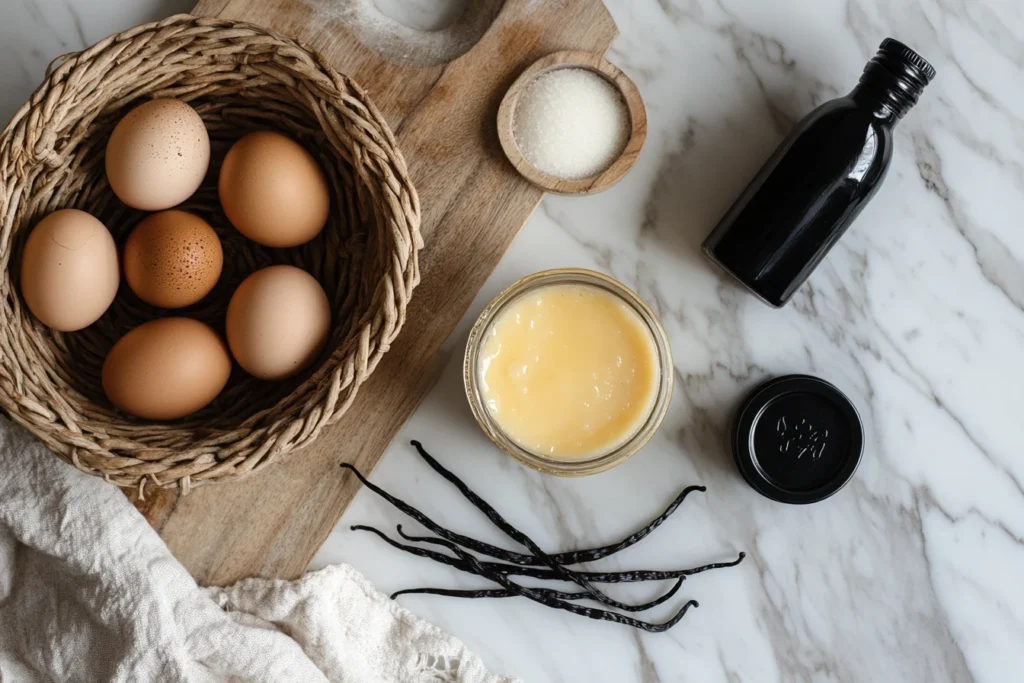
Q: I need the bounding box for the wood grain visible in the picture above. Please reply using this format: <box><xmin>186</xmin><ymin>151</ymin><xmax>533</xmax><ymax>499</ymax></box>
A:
<box><xmin>497</xmin><ymin>50</ymin><xmax>647</xmax><ymax>195</ymax></box>
<box><xmin>130</xmin><ymin>0</ymin><xmax>618</xmax><ymax>586</ymax></box>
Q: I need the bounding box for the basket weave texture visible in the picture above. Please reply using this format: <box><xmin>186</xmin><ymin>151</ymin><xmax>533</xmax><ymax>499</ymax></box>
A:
<box><xmin>0</xmin><ymin>15</ymin><xmax>422</xmax><ymax>493</ymax></box>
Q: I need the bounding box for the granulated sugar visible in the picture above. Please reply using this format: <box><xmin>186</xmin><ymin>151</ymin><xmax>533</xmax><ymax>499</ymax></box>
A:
<box><xmin>513</xmin><ymin>68</ymin><xmax>630</xmax><ymax>180</ymax></box>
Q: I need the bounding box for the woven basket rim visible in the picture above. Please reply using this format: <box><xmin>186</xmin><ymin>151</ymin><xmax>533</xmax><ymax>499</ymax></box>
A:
<box><xmin>0</xmin><ymin>14</ymin><xmax>423</xmax><ymax>495</ymax></box>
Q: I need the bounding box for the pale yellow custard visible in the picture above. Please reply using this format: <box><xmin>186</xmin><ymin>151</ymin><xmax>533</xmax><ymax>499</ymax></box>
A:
<box><xmin>477</xmin><ymin>283</ymin><xmax>660</xmax><ymax>460</ymax></box>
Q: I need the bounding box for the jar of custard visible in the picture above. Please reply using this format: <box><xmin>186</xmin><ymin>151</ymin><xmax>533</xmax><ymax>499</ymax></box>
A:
<box><xmin>464</xmin><ymin>269</ymin><xmax>673</xmax><ymax>475</ymax></box>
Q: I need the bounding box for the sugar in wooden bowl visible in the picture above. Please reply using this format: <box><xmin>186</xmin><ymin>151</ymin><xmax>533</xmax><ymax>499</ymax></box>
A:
<box><xmin>514</xmin><ymin>68</ymin><xmax>629</xmax><ymax>179</ymax></box>
<box><xmin>497</xmin><ymin>51</ymin><xmax>647</xmax><ymax>195</ymax></box>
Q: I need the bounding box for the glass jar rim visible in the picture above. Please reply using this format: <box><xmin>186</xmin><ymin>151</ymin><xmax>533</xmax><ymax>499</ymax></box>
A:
<box><xmin>463</xmin><ymin>268</ymin><xmax>674</xmax><ymax>476</ymax></box>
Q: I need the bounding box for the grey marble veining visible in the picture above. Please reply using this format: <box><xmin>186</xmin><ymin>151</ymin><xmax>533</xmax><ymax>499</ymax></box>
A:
<box><xmin>2</xmin><ymin>0</ymin><xmax>1022</xmax><ymax>681</ymax></box>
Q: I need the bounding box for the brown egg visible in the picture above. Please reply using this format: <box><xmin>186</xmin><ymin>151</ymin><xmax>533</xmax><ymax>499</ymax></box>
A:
<box><xmin>123</xmin><ymin>210</ymin><xmax>223</xmax><ymax>308</ymax></box>
<box><xmin>218</xmin><ymin>131</ymin><xmax>329</xmax><ymax>247</ymax></box>
<box><xmin>106</xmin><ymin>99</ymin><xmax>210</xmax><ymax>211</ymax></box>
<box><xmin>20</xmin><ymin>209</ymin><xmax>120</xmax><ymax>331</ymax></box>
<box><xmin>102</xmin><ymin>318</ymin><xmax>231</xmax><ymax>420</ymax></box>
<box><xmin>226</xmin><ymin>265</ymin><xmax>331</xmax><ymax>380</ymax></box>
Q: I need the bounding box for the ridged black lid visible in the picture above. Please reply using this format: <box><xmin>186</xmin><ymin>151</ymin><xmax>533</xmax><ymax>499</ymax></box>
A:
<box><xmin>854</xmin><ymin>37</ymin><xmax>936</xmax><ymax>118</ymax></box>
<box><xmin>879</xmin><ymin>38</ymin><xmax>936</xmax><ymax>82</ymax></box>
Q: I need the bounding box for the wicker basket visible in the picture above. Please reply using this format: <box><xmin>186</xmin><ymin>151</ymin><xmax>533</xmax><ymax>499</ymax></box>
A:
<box><xmin>0</xmin><ymin>15</ymin><xmax>422</xmax><ymax>493</ymax></box>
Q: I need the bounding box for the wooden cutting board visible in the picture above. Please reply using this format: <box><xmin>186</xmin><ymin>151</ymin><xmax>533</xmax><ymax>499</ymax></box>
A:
<box><xmin>131</xmin><ymin>0</ymin><xmax>618</xmax><ymax>586</ymax></box>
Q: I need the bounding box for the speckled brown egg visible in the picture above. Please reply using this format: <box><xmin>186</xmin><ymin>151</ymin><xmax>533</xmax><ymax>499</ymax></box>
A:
<box><xmin>123</xmin><ymin>210</ymin><xmax>223</xmax><ymax>308</ymax></box>
<box><xmin>105</xmin><ymin>99</ymin><xmax>210</xmax><ymax>211</ymax></box>
<box><xmin>218</xmin><ymin>131</ymin><xmax>330</xmax><ymax>247</ymax></box>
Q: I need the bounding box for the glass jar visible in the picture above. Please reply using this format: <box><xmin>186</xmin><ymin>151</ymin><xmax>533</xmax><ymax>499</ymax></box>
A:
<box><xmin>463</xmin><ymin>268</ymin><xmax>674</xmax><ymax>476</ymax></box>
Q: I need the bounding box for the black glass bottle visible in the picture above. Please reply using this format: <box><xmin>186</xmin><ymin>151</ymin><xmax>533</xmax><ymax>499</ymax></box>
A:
<box><xmin>702</xmin><ymin>38</ymin><xmax>935</xmax><ymax>307</ymax></box>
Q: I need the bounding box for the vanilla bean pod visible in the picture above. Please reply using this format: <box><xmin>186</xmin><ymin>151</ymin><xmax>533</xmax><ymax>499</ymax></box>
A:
<box><xmin>407</xmin><ymin>526</ymin><xmax>699</xmax><ymax>633</ymax></box>
<box><xmin>343</xmin><ymin>461</ymin><xmax>681</xmax><ymax>612</ymax></box>
<box><xmin>391</xmin><ymin>587</ymin><xmax>529</xmax><ymax>600</ymax></box>
<box><xmin>391</xmin><ymin>577</ymin><xmax>684</xmax><ymax>607</ymax></box>
<box><xmin>406</xmin><ymin>441</ymin><xmax>669</xmax><ymax>612</ymax></box>
<box><xmin>396</xmin><ymin>525</ymin><xmax>747</xmax><ymax>582</ymax></box>
<box><xmin>352</xmin><ymin>523</ymin><xmax>745</xmax><ymax>583</ymax></box>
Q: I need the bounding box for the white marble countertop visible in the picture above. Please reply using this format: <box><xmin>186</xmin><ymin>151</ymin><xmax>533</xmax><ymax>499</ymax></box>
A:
<box><xmin>4</xmin><ymin>0</ymin><xmax>1022</xmax><ymax>681</ymax></box>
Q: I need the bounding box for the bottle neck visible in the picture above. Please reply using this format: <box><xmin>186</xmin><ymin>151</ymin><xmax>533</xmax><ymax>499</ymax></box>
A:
<box><xmin>849</xmin><ymin>83</ymin><xmax>904</xmax><ymax>124</ymax></box>
<box><xmin>850</xmin><ymin>39</ymin><xmax>935</xmax><ymax>123</ymax></box>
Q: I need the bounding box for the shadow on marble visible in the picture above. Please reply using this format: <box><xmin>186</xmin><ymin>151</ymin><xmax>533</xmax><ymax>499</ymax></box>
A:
<box><xmin>429</xmin><ymin>346</ymin><xmax>478</xmax><ymax>431</ymax></box>
<box><xmin>644</xmin><ymin>107</ymin><xmax>792</xmax><ymax>265</ymax></box>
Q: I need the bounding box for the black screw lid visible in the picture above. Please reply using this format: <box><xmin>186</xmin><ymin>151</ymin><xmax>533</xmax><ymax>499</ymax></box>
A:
<box><xmin>732</xmin><ymin>375</ymin><xmax>864</xmax><ymax>504</ymax></box>
<box><xmin>855</xmin><ymin>38</ymin><xmax>936</xmax><ymax>118</ymax></box>
<box><xmin>879</xmin><ymin>38</ymin><xmax>936</xmax><ymax>82</ymax></box>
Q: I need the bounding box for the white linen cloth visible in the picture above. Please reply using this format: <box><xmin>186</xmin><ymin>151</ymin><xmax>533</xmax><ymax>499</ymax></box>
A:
<box><xmin>0</xmin><ymin>417</ymin><xmax>517</xmax><ymax>683</ymax></box>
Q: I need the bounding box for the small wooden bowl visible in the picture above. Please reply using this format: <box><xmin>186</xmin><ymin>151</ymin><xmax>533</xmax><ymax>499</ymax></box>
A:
<box><xmin>497</xmin><ymin>51</ymin><xmax>647</xmax><ymax>195</ymax></box>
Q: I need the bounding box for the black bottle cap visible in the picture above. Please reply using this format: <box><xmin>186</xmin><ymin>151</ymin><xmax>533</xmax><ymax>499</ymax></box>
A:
<box><xmin>879</xmin><ymin>38</ymin><xmax>936</xmax><ymax>82</ymax></box>
<box><xmin>856</xmin><ymin>38</ymin><xmax>935</xmax><ymax>118</ymax></box>
<box><xmin>732</xmin><ymin>375</ymin><xmax>863</xmax><ymax>504</ymax></box>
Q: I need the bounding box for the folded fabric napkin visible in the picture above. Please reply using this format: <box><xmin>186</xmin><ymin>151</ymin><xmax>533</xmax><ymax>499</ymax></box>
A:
<box><xmin>0</xmin><ymin>417</ymin><xmax>517</xmax><ymax>683</ymax></box>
